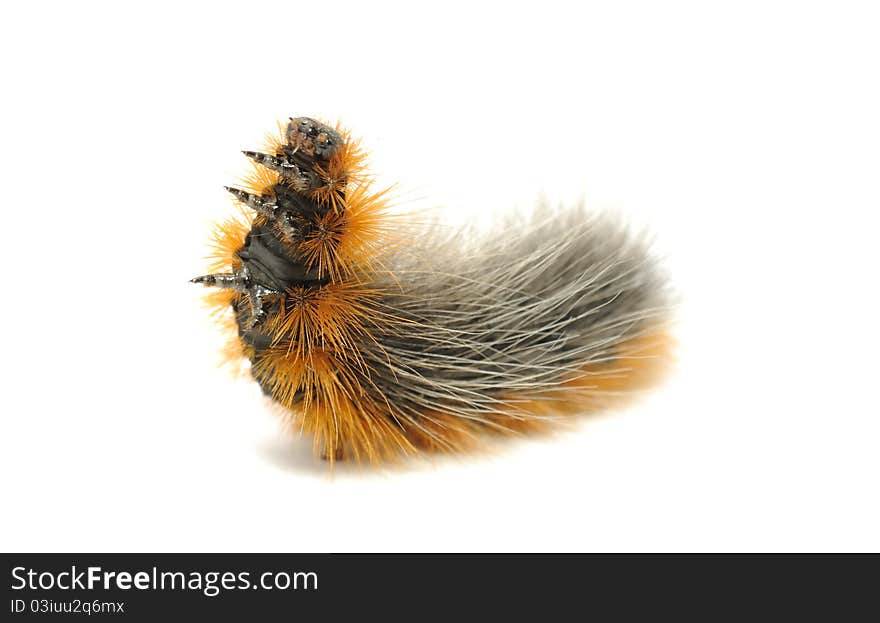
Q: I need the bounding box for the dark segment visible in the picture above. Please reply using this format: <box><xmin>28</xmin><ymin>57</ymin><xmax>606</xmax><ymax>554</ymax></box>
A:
<box><xmin>237</xmin><ymin>222</ymin><xmax>327</xmax><ymax>291</ymax></box>
<box><xmin>272</xmin><ymin>183</ymin><xmax>327</xmax><ymax>215</ymax></box>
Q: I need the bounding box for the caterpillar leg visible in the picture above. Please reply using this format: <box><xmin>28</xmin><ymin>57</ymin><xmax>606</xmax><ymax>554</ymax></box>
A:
<box><xmin>190</xmin><ymin>272</ymin><xmax>248</xmax><ymax>291</ymax></box>
<box><xmin>223</xmin><ymin>186</ymin><xmax>278</xmax><ymax>220</ymax></box>
<box><xmin>241</xmin><ymin>151</ymin><xmax>318</xmax><ymax>192</ymax></box>
<box><xmin>191</xmin><ymin>268</ymin><xmax>275</xmax><ymax>329</ymax></box>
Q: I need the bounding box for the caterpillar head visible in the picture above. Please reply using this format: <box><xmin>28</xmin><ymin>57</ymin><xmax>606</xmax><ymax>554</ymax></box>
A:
<box><xmin>287</xmin><ymin>117</ymin><xmax>342</xmax><ymax>160</ymax></box>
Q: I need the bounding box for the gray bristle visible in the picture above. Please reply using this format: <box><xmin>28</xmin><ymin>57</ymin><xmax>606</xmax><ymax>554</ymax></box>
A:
<box><xmin>357</xmin><ymin>204</ymin><xmax>671</xmax><ymax>437</ymax></box>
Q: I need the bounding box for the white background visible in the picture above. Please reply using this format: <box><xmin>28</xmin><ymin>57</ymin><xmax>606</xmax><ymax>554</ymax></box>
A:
<box><xmin>1</xmin><ymin>1</ymin><xmax>878</xmax><ymax>552</ymax></box>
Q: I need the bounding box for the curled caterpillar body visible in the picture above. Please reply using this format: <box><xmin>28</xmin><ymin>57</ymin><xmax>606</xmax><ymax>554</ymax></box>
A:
<box><xmin>193</xmin><ymin>117</ymin><xmax>672</xmax><ymax>464</ymax></box>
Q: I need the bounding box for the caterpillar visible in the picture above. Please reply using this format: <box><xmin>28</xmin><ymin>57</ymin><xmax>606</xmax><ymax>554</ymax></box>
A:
<box><xmin>192</xmin><ymin>117</ymin><xmax>672</xmax><ymax>465</ymax></box>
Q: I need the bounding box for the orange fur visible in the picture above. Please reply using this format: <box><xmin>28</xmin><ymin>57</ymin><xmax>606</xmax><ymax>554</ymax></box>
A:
<box><xmin>262</xmin><ymin>282</ymin><xmax>385</xmax><ymax>365</ymax></box>
<box><xmin>239</xmin><ymin>162</ymin><xmax>281</xmax><ymax>197</ymax></box>
<box><xmin>253</xmin><ymin>347</ymin><xmax>415</xmax><ymax>464</ymax></box>
<box><xmin>261</xmin><ymin>119</ymin><xmax>287</xmax><ymax>155</ymax></box>
<box><xmin>201</xmin><ymin>212</ymin><xmax>248</xmax><ymax>323</ymax></box>
<box><xmin>299</xmin><ymin>184</ymin><xmax>397</xmax><ymax>281</ymax></box>
<box><xmin>205</xmin><ymin>210</ymin><xmax>253</xmax><ymax>273</ymax></box>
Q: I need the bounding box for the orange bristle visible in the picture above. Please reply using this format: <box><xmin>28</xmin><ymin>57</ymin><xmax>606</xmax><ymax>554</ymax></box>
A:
<box><xmin>261</xmin><ymin>119</ymin><xmax>287</xmax><ymax>155</ymax></box>
<box><xmin>238</xmin><ymin>162</ymin><xmax>281</xmax><ymax>197</ymax></box>
<box><xmin>253</xmin><ymin>347</ymin><xmax>415</xmax><ymax>464</ymax></box>
<box><xmin>299</xmin><ymin>183</ymin><xmax>397</xmax><ymax>281</ymax></box>
<box><xmin>205</xmin><ymin>210</ymin><xmax>253</xmax><ymax>273</ymax></box>
<box><xmin>262</xmin><ymin>282</ymin><xmax>382</xmax><ymax>367</ymax></box>
<box><xmin>308</xmin><ymin>129</ymin><xmax>370</xmax><ymax>212</ymax></box>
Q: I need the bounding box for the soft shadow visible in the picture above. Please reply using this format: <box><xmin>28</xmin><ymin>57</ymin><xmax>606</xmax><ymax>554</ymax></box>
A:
<box><xmin>255</xmin><ymin>431</ymin><xmax>527</xmax><ymax>478</ymax></box>
<box><xmin>256</xmin><ymin>436</ymin><xmax>393</xmax><ymax>478</ymax></box>
<box><xmin>254</xmin><ymin>404</ymin><xmax>632</xmax><ymax>477</ymax></box>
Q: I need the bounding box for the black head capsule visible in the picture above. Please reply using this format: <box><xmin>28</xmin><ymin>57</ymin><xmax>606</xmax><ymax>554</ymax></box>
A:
<box><xmin>286</xmin><ymin>117</ymin><xmax>343</xmax><ymax>160</ymax></box>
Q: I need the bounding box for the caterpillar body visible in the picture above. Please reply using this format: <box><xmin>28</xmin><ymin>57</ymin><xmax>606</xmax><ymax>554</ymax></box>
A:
<box><xmin>192</xmin><ymin>117</ymin><xmax>672</xmax><ymax>465</ymax></box>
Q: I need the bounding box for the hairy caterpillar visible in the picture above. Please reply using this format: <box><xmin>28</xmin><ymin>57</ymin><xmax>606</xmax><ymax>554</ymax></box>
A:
<box><xmin>192</xmin><ymin>117</ymin><xmax>672</xmax><ymax>464</ymax></box>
